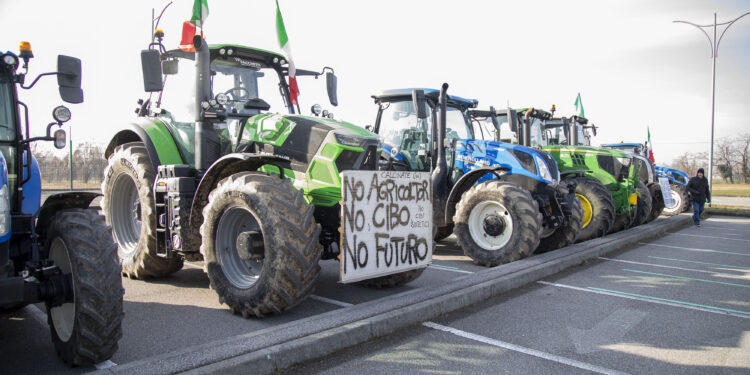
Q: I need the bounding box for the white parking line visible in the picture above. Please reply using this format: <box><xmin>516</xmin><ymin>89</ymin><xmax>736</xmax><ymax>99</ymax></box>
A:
<box><xmin>94</xmin><ymin>360</ymin><xmax>118</xmax><ymax>370</ymax></box>
<box><xmin>308</xmin><ymin>295</ymin><xmax>353</xmax><ymax>307</ymax></box>
<box><xmin>598</xmin><ymin>257</ymin><xmax>742</xmax><ymax>277</ymax></box>
<box><xmin>422</xmin><ymin>322</ymin><xmax>629</xmax><ymax>375</ymax></box>
<box><xmin>537</xmin><ymin>281</ymin><xmax>750</xmax><ymax>320</ymax></box>
<box><xmin>183</xmin><ymin>261</ymin><xmax>204</xmax><ymax>269</ymax></box>
<box><xmin>670</xmin><ymin>232</ymin><xmax>750</xmax><ymax>242</ymax></box>
<box><xmin>638</xmin><ymin>242</ymin><xmax>750</xmax><ymax>257</ymax></box>
<box><xmin>428</xmin><ymin>264</ymin><xmax>475</xmax><ymax>274</ymax></box>
<box><xmin>698</xmin><ymin>225</ymin><xmax>750</xmax><ymax>233</ymax></box>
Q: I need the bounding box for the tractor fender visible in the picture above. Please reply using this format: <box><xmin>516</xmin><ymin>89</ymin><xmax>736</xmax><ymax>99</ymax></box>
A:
<box><xmin>35</xmin><ymin>192</ymin><xmax>101</xmax><ymax>247</ymax></box>
<box><xmin>444</xmin><ymin>166</ymin><xmax>508</xmax><ymax>224</ymax></box>
<box><xmin>105</xmin><ymin>120</ymin><xmax>184</xmax><ymax>170</ymax></box>
<box><xmin>188</xmin><ymin>153</ymin><xmax>293</xmax><ymax>229</ymax></box>
<box><xmin>560</xmin><ymin>169</ymin><xmax>591</xmax><ymax>178</ymax></box>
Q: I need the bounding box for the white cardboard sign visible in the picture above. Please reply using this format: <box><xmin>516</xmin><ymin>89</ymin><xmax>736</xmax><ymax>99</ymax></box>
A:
<box><xmin>339</xmin><ymin>170</ymin><xmax>433</xmax><ymax>283</ymax></box>
<box><xmin>659</xmin><ymin>177</ymin><xmax>674</xmax><ymax>207</ymax></box>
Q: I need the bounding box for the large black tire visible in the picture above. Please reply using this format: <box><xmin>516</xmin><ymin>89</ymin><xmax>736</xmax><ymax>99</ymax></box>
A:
<box><xmin>44</xmin><ymin>209</ymin><xmax>124</xmax><ymax>366</ymax></box>
<box><xmin>200</xmin><ymin>172</ymin><xmax>322</xmax><ymax>318</ymax></box>
<box><xmin>631</xmin><ymin>182</ymin><xmax>653</xmax><ymax>228</ymax></box>
<box><xmin>101</xmin><ymin>142</ymin><xmax>183</xmax><ymax>278</ymax></box>
<box><xmin>645</xmin><ymin>184</ymin><xmax>665</xmax><ymax>223</ymax></box>
<box><xmin>434</xmin><ymin>224</ymin><xmax>454</xmax><ymax>242</ymax></box>
<box><xmin>536</xmin><ymin>194</ymin><xmax>583</xmax><ymax>253</ymax></box>
<box><xmin>662</xmin><ymin>183</ymin><xmax>689</xmax><ymax>216</ymax></box>
<box><xmin>453</xmin><ymin>181</ymin><xmax>540</xmax><ymax>267</ymax></box>
<box><xmin>568</xmin><ymin>177</ymin><xmax>616</xmax><ymax>243</ymax></box>
<box><xmin>355</xmin><ymin>268</ymin><xmax>425</xmax><ymax>288</ymax></box>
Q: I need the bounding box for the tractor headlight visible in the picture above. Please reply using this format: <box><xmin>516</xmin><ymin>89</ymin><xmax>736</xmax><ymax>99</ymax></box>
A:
<box><xmin>52</xmin><ymin>105</ymin><xmax>71</xmax><ymax>123</ymax></box>
<box><xmin>535</xmin><ymin>155</ymin><xmax>553</xmax><ymax>182</ymax></box>
<box><xmin>334</xmin><ymin>133</ymin><xmax>368</xmax><ymax>148</ymax></box>
<box><xmin>0</xmin><ymin>184</ymin><xmax>10</xmax><ymax>236</ymax></box>
<box><xmin>3</xmin><ymin>54</ymin><xmax>17</xmax><ymax>66</ymax></box>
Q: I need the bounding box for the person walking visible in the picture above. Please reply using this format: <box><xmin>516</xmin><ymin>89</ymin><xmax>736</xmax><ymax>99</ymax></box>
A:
<box><xmin>686</xmin><ymin>168</ymin><xmax>711</xmax><ymax>226</ymax></box>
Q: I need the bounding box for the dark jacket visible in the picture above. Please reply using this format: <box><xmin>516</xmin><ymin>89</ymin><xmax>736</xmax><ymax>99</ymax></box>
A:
<box><xmin>687</xmin><ymin>176</ymin><xmax>711</xmax><ymax>203</ymax></box>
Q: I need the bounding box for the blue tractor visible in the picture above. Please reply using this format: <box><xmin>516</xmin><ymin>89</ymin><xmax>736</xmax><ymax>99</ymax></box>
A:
<box><xmin>655</xmin><ymin>166</ymin><xmax>690</xmax><ymax>215</ymax></box>
<box><xmin>0</xmin><ymin>43</ymin><xmax>122</xmax><ymax>365</ymax></box>
<box><xmin>372</xmin><ymin>85</ymin><xmax>581</xmax><ymax>266</ymax></box>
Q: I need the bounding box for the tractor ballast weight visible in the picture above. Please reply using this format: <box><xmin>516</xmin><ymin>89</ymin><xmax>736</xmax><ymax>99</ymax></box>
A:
<box><xmin>0</xmin><ymin>45</ymin><xmax>122</xmax><ymax>365</ymax></box>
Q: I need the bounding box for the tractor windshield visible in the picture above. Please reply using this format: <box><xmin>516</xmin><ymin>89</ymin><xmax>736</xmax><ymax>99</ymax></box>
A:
<box><xmin>528</xmin><ymin>117</ymin><xmax>546</xmax><ymax>147</ymax></box>
<box><xmin>491</xmin><ymin>114</ymin><xmax>517</xmax><ymax>143</ymax></box>
<box><xmin>210</xmin><ymin>60</ymin><xmax>287</xmax><ymax>115</ymax></box>
<box><xmin>0</xmin><ymin>74</ymin><xmax>16</xmax><ymax>142</ymax></box>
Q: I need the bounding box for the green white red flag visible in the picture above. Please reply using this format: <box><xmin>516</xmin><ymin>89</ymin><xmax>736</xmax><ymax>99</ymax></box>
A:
<box><xmin>647</xmin><ymin>126</ymin><xmax>655</xmax><ymax>162</ymax></box>
<box><xmin>180</xmin><ymin>0</ymin><xmax>209</xmax><ymax>52</ymax></box>
<box><xmin>276</xmin><ymin>0</ymin><xmax>299</xmax><ymax>105</ymax></box>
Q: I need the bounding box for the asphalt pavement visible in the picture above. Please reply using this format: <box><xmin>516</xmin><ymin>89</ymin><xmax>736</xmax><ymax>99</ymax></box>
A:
<box><xmin>284</xmin><ymin>215</ymin><xmax>750</xmax><ymax>375</ymax></box>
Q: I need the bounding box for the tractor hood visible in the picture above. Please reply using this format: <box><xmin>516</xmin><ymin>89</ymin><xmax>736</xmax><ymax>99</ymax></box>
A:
<box><xmin>454</xmin><ymin>139</ymin><xmax>559</xmax><ymax>185</ymax></box>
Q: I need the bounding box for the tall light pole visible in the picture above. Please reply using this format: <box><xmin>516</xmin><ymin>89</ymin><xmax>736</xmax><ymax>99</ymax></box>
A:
<box><xmin>674</xmin><ymin>11</ymin><xmax>750</xmax><ymax>202</ymax></box>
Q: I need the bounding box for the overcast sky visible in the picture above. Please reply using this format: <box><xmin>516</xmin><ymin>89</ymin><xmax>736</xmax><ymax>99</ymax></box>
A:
<box><xmin>1</xmin><ymin>0</ymin><xmax>748</xmax><ymax>166</ymax></box>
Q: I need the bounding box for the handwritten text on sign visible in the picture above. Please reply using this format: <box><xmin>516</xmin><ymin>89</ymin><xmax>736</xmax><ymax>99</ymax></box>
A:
<box><xmin>340</xmin><ymin>171</ymin><xmax>433</xmax><ymax>283</ymax></box>
<box><xmin>658</xmin><ymin>177</ymin><xmax>674</xmax><ymax>207</ymax></box>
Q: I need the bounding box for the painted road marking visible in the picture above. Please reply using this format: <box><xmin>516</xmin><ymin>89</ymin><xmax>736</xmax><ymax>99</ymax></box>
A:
<box><xmin>622</xmin><ymin>269</ymin><xmax>750</xmax><ymax>288</ymax></box>
<box><xmin>308</xmin><ymin>295</ymin><xmax>354</xmax><ymax>307</ymax></box>
<box><xmin>698</xmin><ymin>225</ymin><xmax>750</xmax><ymax>233</ymax></box>
<box><xmin>639</xmin><ymin>242</ymin><xmax>750</xmax><ymax>257</ymax></box>
<box><xmin>537</xmin><ymin>281</ymin><xmax>750</xmax><ymax>319</ymax></box>
<box><xmin>183</xmin><ymin>261</ymin><xmax>204</xmax><ymax>269</ymax></box>
<box><xmin>647</xmin><ymin>256</ymin><xmax>750</xmax><ymax>270</ymax></box>
<box><xmin>670</xmin><ymin>232</ymin><xmax>750</xmax><ymax>242</ymax></box>
<box><xmin>429</xmin><ymin>264</ymin><xmax>475</xmax><ymax>274</ymax></box>
<box><xmin>423</xmin><ymin>322</ymin><xmax>629</xmax><ymax>375</ymax></box>
<box><xmin>94</xmin><ymin>360</ymin><xmax>118</xmax><ymax>370</ymax></box>
<box><xmin>598</xmin><ymin>257</ymin><xmax>742</xmax><ymax>277</ymax></box>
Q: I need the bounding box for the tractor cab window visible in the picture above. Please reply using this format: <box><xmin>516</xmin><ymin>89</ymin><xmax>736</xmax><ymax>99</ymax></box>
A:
<box><xmin>377</xmin><ymin>100</ymin><xmax>432</xmax><ymax>172</ymax></box>
<box><xmin>575</xmin><ymin>125</ymin><xmax>586</xmax><ymax>146</ymax></box>
<box><xmin>439</xmin><ymin>106</ymin><xmax>472</xmax><ymax>141</ymax></box>
<box><xmin>0</xmin><ymin>75</ymin><xmax>16</xmax><ymax>142</ymax></box>
<box><xmin>210</xmin><ymin>61</ymin><xmax>287</xmax><ymax>116</ymax></box>
<box><xmin>158</xmin><ymin>57</ymin><xmax>198</xmax><ymax>124</ymax></box>
<box><xmin>492</xmin><ymin>114</ymin><xmax>517</xmax><ymax>143</ymax></box>
<box><xmin>528</xmin><ymin>117</ymin><xmax>546</xmax><ymax>147</ymax></box>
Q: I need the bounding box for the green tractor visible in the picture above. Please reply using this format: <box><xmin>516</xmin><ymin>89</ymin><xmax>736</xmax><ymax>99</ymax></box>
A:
<box><xmin>485</xmin><ymin>109</ymin><xmax>639</xmax><ymax>241</ymax></box>
<box><xmin>101</xmin><ymin>30</ymin><xmax>413</xmax><ymax>317</ymax></box>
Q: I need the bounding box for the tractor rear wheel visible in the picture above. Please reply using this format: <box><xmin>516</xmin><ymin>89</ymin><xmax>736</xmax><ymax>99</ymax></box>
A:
<box><xmin>568</xmin><ymin>177</ymin><xmax>615</xmax><ymax>243</ymax></box>
<box><xmin>200</xmin><ymin>172</ymin><xmax>322</xmax><ymax>317</ymax></box>
<box><xmin>536</xmin><ymin>194</ymin><xmax>583</xmax><ymax>253</ymax></box>
<box><xmin>101</xmin><ymin>142</ymin><xmax>183</xmax><ymax>278</ymax></box>
<box><xmin>631</xmin><ymin>182</ymin><xmax>653</xmax><ymax>228</ymax></box>
<box><xmin>45</xmin><ymin>209</ymin><xmax>123</xmax><ymax>365</ymax></box>
<box><xmin>662</xmin><ymin>184</ymin><xmax>689</xmax><ymax>216</ymax></box>
<box><xmin>453</xmin><ymin>181</ymin><xmax>540</xmax><ymax>267</ymax></box>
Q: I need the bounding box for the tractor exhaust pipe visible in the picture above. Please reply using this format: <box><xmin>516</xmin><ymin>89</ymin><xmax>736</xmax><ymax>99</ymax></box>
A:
<box><xmin>432</xmin><ymin>83</ymin><xmax>449</xmax><ymax>227</ymax></box>
<box><xmin>570</xmin><ymin>116</ymin><xmax>580</xmax><ymax>146</ymax></box>
<box><xmin>522</xmin><ymin>108</ymin><xmax>533</xmax><ymax>147</ymax></box>
<box><xmin>193</xmin><ymin>36</ymin><xmax>220</xmax><ymax>172</ymax></box>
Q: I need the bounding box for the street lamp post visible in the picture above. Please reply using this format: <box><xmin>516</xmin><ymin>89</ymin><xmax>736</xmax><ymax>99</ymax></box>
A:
<box><xmin>674</xmin><ymin>11</ymin><xmax>750</xmax><ymax>203</ymax></box>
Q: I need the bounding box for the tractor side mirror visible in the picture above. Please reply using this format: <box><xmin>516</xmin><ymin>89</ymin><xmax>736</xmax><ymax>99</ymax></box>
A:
<box><xmin>57</xmin><ymin>55</ymin><xmax>83</xmax><ymax>104</ymax></box>
<box><xmin>53</xmin><ymin>129</ymin><xmax>66</xmax><ymax>149</ymax></box>
<box><xmin>489</xmin><ymin>106</ymin><xmax>499</xmax><ymax>130</ymax></box>
<box><xmin>141</xmin><ymin>49</ymin><xmax>163</xmax><ymax>92</ymax></box>
<box><xmin>412</xmin><ymin>89</ymin><xmax>427</xmax><ymax>119</ymax></box>
<box><xmin>507</xmin><ymin>109</ymin><xmax>518</xmax><ymax>133</ymax></box>
<box><xmin>326</xmin><ymin>71</ymin><xmax>338</xmax><ymax>106</ymax></box>
<box><xmin>162</xmin><ymin>59</ymin><xmax>178</xmax><ymax>75</ymax></box>
<box><xmin>591</xmin><ymin>125</ymin><xmax>597</xmax><ymax>136</ymax></box>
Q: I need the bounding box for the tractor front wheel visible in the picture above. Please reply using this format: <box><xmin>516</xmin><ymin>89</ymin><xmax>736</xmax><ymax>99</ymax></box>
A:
<box><xmin>568</xmin><ymin>177</ymin><xmax>615</xmax><ymax>243</ymax></box>
<box><xmin>45</xmin><ymin>209</ymin><xmax>124</xmax><ymax>366</ymax></box>
<box><xmin>101</xmin><ymin>142</ymin><xmax>183</xmax><ymax>278</ymax></box>
<box><xmin>645</xmin><ymin>185</ymin><xmax>665</xmax><ymax>223</ymax></box>
<box><xmin>453</xmin><ymin>181</ymin><xmax>540</xmax><ymax>267</ymax></box>
<box><xmin>631</xmin><ymin>182</ymin><xmax>653</xmax><ymax>228</ymax></box>
<box><xmin>662</xmin><ymin>184</ymin><xmax>689</xmax><ymax>216</ymax></box>
<box><xmin>536</xmin><ymin>194</ymin><xmax>583</xmax><ymax>253</ymax></box>
<box><xmin>200</xmin><ymin>172</ymin><xmax>322</xmax><ymax>317</ymax></box>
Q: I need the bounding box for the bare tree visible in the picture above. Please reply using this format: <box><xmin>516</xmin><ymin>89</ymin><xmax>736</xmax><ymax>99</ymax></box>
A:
<box><xmin>714</xmin><ymin>137</ymin><xmax>736</xmax><ymax>183</ymax></box>
<box><xmin>739</xmin><ymin>133</ymin><xmax>750</xmax><ymax>183</ymax></box>
<box><xmin>671</xmin><ymin>151</ymin><xmax>707</xmax><ymax>176</ymax></box>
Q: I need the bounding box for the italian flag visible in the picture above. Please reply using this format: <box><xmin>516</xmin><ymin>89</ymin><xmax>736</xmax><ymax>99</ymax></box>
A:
<box><xmin>647</xmin><ymin>126</ymin><xmax>655</xmax><ymax>163</ymax></box>
<box><xmin>574</xmin><ymin>92</ymin><xmax>584</xmax><ymax>118</ymax></box>
<box><xmin>180</xmin><ymin>0</ymin><xmax>209</xmax><ymax>52</ymax></box>
<box><xmin>276</xmin><ymin>0</ymin><xmax>299</xmax><ymax>106</ymax></box>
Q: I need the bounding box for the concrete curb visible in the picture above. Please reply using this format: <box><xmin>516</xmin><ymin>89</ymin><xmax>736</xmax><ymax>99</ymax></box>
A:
<box><xmin>96</xmin><ymin>214</ymin><xmax>692</xmax><ymax>375</ymax></box>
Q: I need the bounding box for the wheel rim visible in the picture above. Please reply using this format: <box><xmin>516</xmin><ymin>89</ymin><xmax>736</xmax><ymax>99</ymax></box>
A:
<box><xmin>576</xmin><ymin>194</ymin><xmax>593</xmax><ymax>229</ymax></box>
<box><xmin>215</xmin><ymin>206</ymin><xmax>264</xmax><ymax>289</ymax></box>
<box><xmin>110</xmin><ymin>173</ymin><xmax>142</xmax><ymax>255</ymax></box>
<box><xmin>48</xmin><ymin>237</ymin><xmax>75</xmax><ymax>342</ymax></box>
<box><xmin>664</xmin><ymin>190</ymin><xmax>681</xmax><ymax>212</ymax></box>
<box><xmin>467</xmin><ymin>200</ymin><xmax>513</xmax><ymax>250</ymax></box>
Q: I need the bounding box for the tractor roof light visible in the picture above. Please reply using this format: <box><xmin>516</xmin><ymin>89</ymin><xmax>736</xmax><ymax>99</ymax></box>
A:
<box><xmin>18</xmin><ymin>41</ymin><xmax>33</xmax><ymax>66</ymax></box>
<box><xmin>2</xmin><ymin>54</ymin><xmax>17</xmax><ymax>67</ymax></box>
<box><xmin>311</xmin><ymin>104</ymin><xmax>322</xmax><ymax>116</ymax></box>
<box><xmin>52</xmin><ymin>105</ymin><xmax>71</xmax><ymax>123</ymax></box>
